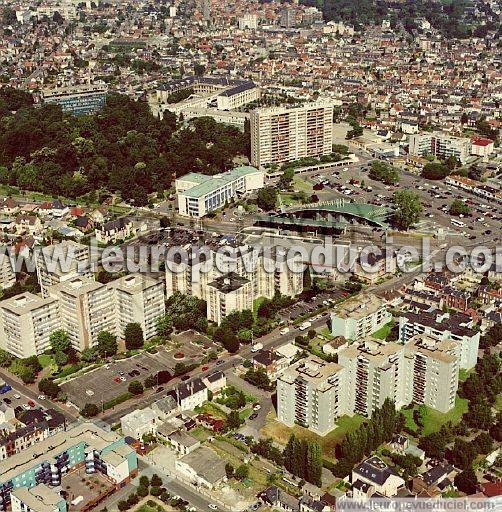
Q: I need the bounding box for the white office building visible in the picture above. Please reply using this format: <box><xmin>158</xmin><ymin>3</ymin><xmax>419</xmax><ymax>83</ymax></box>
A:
<box><xmin>176</xmin><ymin>166</ymin><xmax>264</xmax><ymax>218</ymax></box>
<box><xmin>408</xmin><ymin>132</ymin><xmax>472</xmax><ymax>164</ymax></box>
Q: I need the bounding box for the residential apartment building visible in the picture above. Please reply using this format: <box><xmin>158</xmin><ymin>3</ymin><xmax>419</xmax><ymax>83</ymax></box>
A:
<box><xmin>11</xmin><ymin>485</ymin><xmax>67</xmax><ymax>512</ymax></box>
<box><xmin>176</xmin><ymin>166</ymin><xmax>264</xmax><ymax>218</ymax></box>
<box><xmin>338</xmin><ymin>339</ymin><xmax>407</xmax><ymax>417</ymax></box>
<box><xmin>166</xmin><ymin>244</ymin><xmax>303</xmax><ymax>324</ymax></box>
<box><xmin>35</xmin><ymin>241</ymin><xmax>92</xmax><ymax>298</ymax></box>
<box><xmin>216</xmin><ymin>82</ymin><xmax>261</xmax><ymax>110</ymax></box>
<box><xmin>0</xmin><ymin>252</ymin><xmax>16</xmax><ymax>291</ymax></box>
<box><xmin>398</xmin><ymin>310</ymin><xmax>479</xmax><ymax>369</ymax></box>
<box><xmin>108</xmin><ymin>274</ymin><xmax>165</xmax><ymax>340</ymax></box>
<box><xmin>403</xmin><ymin>334</ymin><xmax>459</xmax><ymax>414</ymax></box>
<box><xmin>250</xmin><ymin>102</ymin><xmax>334</xmax><ymax>167</ymax></box>
<box><xmin>207</xmin><ymin>272</ymin><xmax>253</xmax><ymax>325</ymax></box>
<box><xmin>48</xmin><ymin>277</ymin><xmax>115</xmax><ymax>352</ymax></box>
<box><xmin>40</xmin><ymin>84</ymin><xmax>107</xmax><ymax>116</ymax></box>
<box><xmin>0</xmin><ymin>423</ymin><xmax>137</xmax><ymax>511</ymax></box>
<box><xmin>277</xmin><ymin>357</ymin><xmax>347</xmax><ymax>436</ymax></box>
<box><xmin>277</xmin><ymin>336</ymin><xmax>461</xmax><ymax>434</ymax></box>
<box><xmin>330</xmin><ymin>293</ymin><xmax>392</xmax><ymax>340</ymax></box>
<box><xmin>408</xmin><ymin>132</ymin><xmax>472</xmax><ymax>163</ymax></box>
<box><xmin>0</xmin><ymin>293</ymin><xmax>60</xmax><ymax>358</ymax></box>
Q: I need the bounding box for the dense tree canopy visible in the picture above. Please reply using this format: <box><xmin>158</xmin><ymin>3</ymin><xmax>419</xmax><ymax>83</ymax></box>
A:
<box><xmin>0</xmin><ymin>94</ymin><xmax>250</xmax><ymax>205</ymax></box>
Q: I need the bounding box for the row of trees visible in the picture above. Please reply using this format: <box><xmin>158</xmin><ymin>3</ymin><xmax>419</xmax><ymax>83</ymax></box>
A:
<box><xmin>283</xmin><ymin>435</ymin><xmax>323</xmax><ymax>487</ymax></box>
<box><xmin>333</xmin><ymin>399</ymin><xmax>405</xmax><ymax>477</ymax></box>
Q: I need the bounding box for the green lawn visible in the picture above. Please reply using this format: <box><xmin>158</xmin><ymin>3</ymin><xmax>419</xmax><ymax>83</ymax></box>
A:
<box><xmin>401</xmin><ymin>397</ymin><xmax>469</xmax><ymax>435</ymax></box>
<box><xmin>372</xmin><ymin>322</ymin><xmax>393</xmax><ymax>340</ymax></box>
<box><xmin>458</xmin><ymin>368</ymin><xmax>473</xmax><ymax>382</ymax></box>
<box><xmin>495</xmin><ymin>394</ymin><xmax>502</xmax><ymax>413</ymax></box>
<box><xmin>253</xmin><ymin>296</ymin><xmax>267</xmax><ymax>319</ymax></box>
<box><xmin>38</xmin><ymin>354</ymin><xmax>54</xmax><ymax>369</ymax></box>
<box><xmin>293</xmin><ymin>176</ymin><xmax>314</xmax><ymax>194</ymax></box>
<box><xmin>261</xmin><ymin>411</ymin><xmax>366</xmax><ymax>461</ymax></box>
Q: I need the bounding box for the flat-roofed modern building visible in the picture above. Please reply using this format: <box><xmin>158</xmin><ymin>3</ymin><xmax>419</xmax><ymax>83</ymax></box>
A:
<box><xmin>0</xmin><ymin>422</ymin><xmax>137</xmax><ymax>511</ymax></box>
<box><xmin>176</xmin><ymin>166</ymin><xmax>264</xmax><ymax>218</ymax></box>
<box><xmin>338</xmin><ymin>338</ymin><xmax>407</xmax><ymax>417</ymax></box>
<box><xmin>48</xmin><ymin>276</ymin><xmax>115</xmax><ymax>351</ymax></box>
<box><xmin>108</xmin><ymin>273</ymin><xmax>165</xmax><ymax>340</ymax></box>
<box><xmin>277</xmin><ymin>356</ymin><xmax>347</xmax><ymax>435</ymax></box>
<box><xmin>408</xmin><ymin>132</ymin><xmax>472</xmax><ymax>164</ymax></box>
<box><xmin>35</xmin><ymin>241</ymin><xmax>92</xmax><ymax>298</ymax></box>
<box><xmin>11</xmin><ymin>484</ymin><xmax>66</xmax><ymax>512</ymax></box>
<box><xmin>207</xmin><ymin>272</ymin><xmax>253</xmax><ymax>325</ymax></box>
<box><xmin>331</xmin><ymin>292</ymin><xmax>392</xmax><ymax>340</ymax></box>
<box><xmin>250</xmin><ymin>102</ymin><xmax>334</xmax><ymax>167</ymax></box>
<box><xmin>399</xmin><ymin>309</ymin><xmax>479</xmax><ymax>370</ymax></box>
<box><xmin>403</xmin><ymin>334</ymin><xmax>459</xmax><ymax>413</ymax></box>
<box><xmin>0</xmin><ymin>293</ymin><xmax>61</xmax><ymax>358</ymax></box>
<box><xmin>40</xmin><ymin>84</ymin><xmax>107</xmax><ymax>116</ymax></box>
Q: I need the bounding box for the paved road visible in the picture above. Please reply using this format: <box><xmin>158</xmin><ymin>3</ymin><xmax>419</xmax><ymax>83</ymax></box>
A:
<box><xmin>0</xmin><ymin>369</ymin><xmax>79</xmax><ymax>422</ymax></box>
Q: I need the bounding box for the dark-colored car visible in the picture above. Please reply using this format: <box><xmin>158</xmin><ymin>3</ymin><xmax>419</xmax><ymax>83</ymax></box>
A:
<box><xmin>249</xmin><ymin>413</ymin><xmax>258</xmax><ymax>420</ymax></box>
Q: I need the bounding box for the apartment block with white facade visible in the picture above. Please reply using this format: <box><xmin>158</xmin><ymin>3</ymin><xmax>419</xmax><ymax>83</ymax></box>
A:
<box><xmin>277</xmin><ymin>357</ymin><xmax>347</xmax><ymax>436</ymax></box>
<box><xmin>0</xmin><ymin>252</ymin><xmax>16</xmax><ymax>291</ymax></box>
<box><xmin>48</xmin><ymin>276</ymin><xmax>116</xmax><ymax>352</ymax></box>
<box><xmin>408</xmin><ymin>132</ymin><xmax>472</xmax><ymax>163</ymax></box>
<box><xmin>108</xmin><ymin>274</ymin><xmax>165</xmax><ymax>340</ymax></box>
<box><xmin>403</xmin><ymin>334</ymin><xmax>459</xmax><ymax>413</ymax></box>
<box><xmin>207</xmin><ymin>272</ymin><xmax>253</xmax><ymax>325</ymax></box>
<box><xmin>0</xmin><ymin>293</ymin><xmax>61</xmax><ymax>358</ymax></box>
<box><xmin>338</xmin><ymin>339</ymin><xmax>407</xmax><ymax>417</ymax></box>
<box><xmin>35</xmin><ymin>241</ymin><xmax>93</xmax><ymax>298</ymax></box>
<box><xmin>399</xmin><ymin>310</ymin><xmax>479</xmax><ymax>370</ymax></box>
<box><xmin>331</xmin><ymin>293</ymin><xmax>392</xmax><ymax>340</ymax></box>
<box><xmin>250</xmin><ymin>101</ymin><xmax>334</xmax><ymax>167</ymax></box>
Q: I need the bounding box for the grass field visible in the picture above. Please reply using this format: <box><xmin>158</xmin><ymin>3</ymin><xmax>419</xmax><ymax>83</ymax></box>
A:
<box><xmin>458</xmin><ymin>368</ymin><xmax>473</xmax><ymax>382</ymax></box>
<box><xmin>38</xmin><ymin>354</ymin><xmax>55</xmax><ymax>369</ymax></box>
<box><xmin>372</xmin><ymin>322</ymin><xmax>393</xmax><ymax>340</ymax></box>
<box><xmin>401</xmin><ymin>397</ymin><xmax>469</xmax><ymax>435</ymax></box>
<box><xmin>293</xmin><ymin>176</ymin><xmax>314</xmax><ymax>194</ymax></box>
<box><xmin>261</xmin><ymin>411</ymin><xmax>366</xmax><ymax>461</ymax></box>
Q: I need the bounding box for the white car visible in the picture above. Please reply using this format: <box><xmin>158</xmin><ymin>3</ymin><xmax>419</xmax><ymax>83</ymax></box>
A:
<box><xmin>120</xmin><ymin>376</ymin><xmax>126</xmax><ymax>382</ymax></box>
<box><xmin>279</xmin><ymin>327</ymin><xmax>290</xmax><ymax>336</ymax></box>
<box><xmin>209</xmin><ymin>505</ymin><xmax>219</xmax><ymax>511</ymax></box>
<box><xmin>13</xmin><ymin>394</ymin><xmax>21</xmax><ymax>399</ymax></box>
<box><xmin>22</xmin><ymin>404</ymin><xmax>30</xmax><ymax>410</ymax></box>
<box><xmin>38</xmin><ymin>395</ymin><xmax>46</xmax><ymax>400</ymax></box>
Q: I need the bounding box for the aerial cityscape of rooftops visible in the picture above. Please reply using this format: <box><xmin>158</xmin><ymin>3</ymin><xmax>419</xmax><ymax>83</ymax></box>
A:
<box><xmin>0</xmin><ymin>0</ymin><xmax>500</xmax><ymax>512</ymax></box>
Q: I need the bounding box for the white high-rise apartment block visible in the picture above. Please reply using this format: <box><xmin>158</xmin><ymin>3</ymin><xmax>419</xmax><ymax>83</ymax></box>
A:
<box><xmin>338</xmin><ymin>339</ymin><xmax>407</xmax><ymax>417</ymax></box>
<box><xmin>207</xmin><ymin>272</ymin><xmax>253</xmax><ymax>325</ymax></box>
<box><xmin>277</xmin><ymin>335</ymin><xmax>461</xmax><ymax>435</ymax></box>
<box><xmin>36</xmin><ymin>241</ymin><xmax>93</xmax><ymax>298</ymax></box>
<box><xmin>250</xmin><ymin>102</ymin><xmax>334</xmax><ymax>167</ymax></box>
<box><xmin>403</xmin><ymin>334</ymin><xmax>459</xmax><ymax>414</ymax></box>
<box><xmin>399</xmin><ymin>310</ymin><xmax>479</xmax><ymax>370</ymax></box>
<box><xmin>408</xmin><ymin>132</ymin><xmax>472</xmax><ymax>164</ymax></box>
<box><xmin>277</xmin><ymin>357</ymin><xmax>347</xmax><ymax>435</ymax></box>
<box><xmin>0</xmin><ymin>293</ymin><xmax>61</xmax><ymax>358</ymax></box>
<box><xmin>48</xmin><ymin>276</ymin><xmax>116</xmax><ymax>352</ymax></box>
<box><xmin>0</xmin><ymin>252</ymin><xmax>16</xmax><ymax>291</ymax></box>
<box><xmin>108</xmin><ymin>274</ymin><xmax>165</xmax><ymax>340</ymax></box>
<box><xmin>165</xmin><ymin>245</ymin><xmax>303</xmax><ymax>324</ymax></box>
<box><xmin>331</xmin><ymin>293</ymin><xmax>392</xmax><ymax>340</ymax></box>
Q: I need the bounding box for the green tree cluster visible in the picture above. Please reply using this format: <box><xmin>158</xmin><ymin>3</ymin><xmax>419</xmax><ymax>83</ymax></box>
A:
<box><xmin>283</xmin><ymin>435</ymin><xmax>323</xmax><ymax>487</ymax></box>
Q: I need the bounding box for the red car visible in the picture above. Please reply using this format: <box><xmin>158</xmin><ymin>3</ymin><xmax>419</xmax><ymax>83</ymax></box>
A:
<box><xmin>27</xmin><ymin>400</ymin><xmax>35</xmax><ymax>408</ymax></box>
<box><xmin>201</xmin><ymin>366</ymin><xmax>209</xmax><ymax>371</ymax></box>
<box><xmin>113</xmin><ymin>376</ymin><xmax>121</xmax><ymax>383</ymax></box>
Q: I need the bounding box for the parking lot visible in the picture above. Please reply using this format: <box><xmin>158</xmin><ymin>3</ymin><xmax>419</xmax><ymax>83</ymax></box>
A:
<box><xmin>0</xmin><ymin>374</ymin><xmax>54</xmax><ymax>416</ymax></box>
<box><xmin>279</xmin><ymin>290</ymin><xmax>348</xmax><ymax>322</ymax></box>
<box><xmin>61</xmin><ymin>338</ymin><xmax>217</xmax><ymax>409</ymax></box>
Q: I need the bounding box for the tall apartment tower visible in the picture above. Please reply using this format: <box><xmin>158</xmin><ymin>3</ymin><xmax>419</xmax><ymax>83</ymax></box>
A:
<box><xmin>277</xmin><ymin>357</ymin><xmax>347</xmax><ymax>435</ymax></box>
<box><xmin>36</xmin><ymin>241</ymin><xmax>93</xmax><ymax>298</ymax></box>
<box><xmin>48</xmin><ymin>276</ymin><xmax>116</xmax><ymax>352</ymax></box>
<box><xmin>403</xmin><ymin>334</ymin><xmax>459</xmax><ymax>413</ymax></box>
<box><xmin>108</xmin><ymin>274</ymin><xmax>165</xmax><ymax>340</ymax></box>
<box><xmin>250</xmin><ymin>102</ymin><xmax>334</xmax><ymax>167</ymax></box>
<box><xmin>338</xmin><ymin>338</ymin><xmax>407</xmax><ymax>417</ymax></box>
<box><xmin>0</xmin><ymin>293</ymin><xmax>61</xmax><ymax>358</ymax></box>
